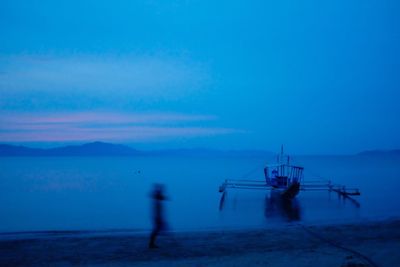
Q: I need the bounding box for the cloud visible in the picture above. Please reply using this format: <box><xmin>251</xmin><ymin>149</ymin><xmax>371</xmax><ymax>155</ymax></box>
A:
<box><xmin>0</xmin><ymin>112</ymin><xmax>216</xmax><ymax>125</ymax></box>
<box><xmin>0</xmin><ymin>54</ymin><xmax>209</xmax><ymax>98</ymax></box>
<box><xmin>0</xmin><ymin>111</ymin><xmax>242</xmax><ymax>143</ymax></box>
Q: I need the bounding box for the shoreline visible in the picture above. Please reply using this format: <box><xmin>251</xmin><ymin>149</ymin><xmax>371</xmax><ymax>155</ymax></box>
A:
<box><xmin>1</xmin><ymin>219</ymin><xmax>400</xmax><ymax>267</ymax></box>
<box><xmin>0</xmin><ymin>215</ymin><xmax>397</xmax><ymax>238</ymax></box>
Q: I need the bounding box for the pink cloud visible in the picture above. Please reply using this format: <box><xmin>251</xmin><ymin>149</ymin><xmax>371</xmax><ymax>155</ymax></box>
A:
<box><xmin>0</xmin><ymin>112</ymin><xmax>216</xmax><ymax>125</ymax></box>
<box><xmin>0</xmin><ymin>112</ymin><xmax>242</xmax><ymax>142</ymax></box>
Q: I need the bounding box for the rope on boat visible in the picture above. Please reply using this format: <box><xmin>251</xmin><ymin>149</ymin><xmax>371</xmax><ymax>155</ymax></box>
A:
<box><xmin>239</xmin><ymin>161</ymin><xmax>269</xmax><ymax>180</ymax></box>
<box><xmin>299</xmin><ymin>224</ymin><xmax>379</xmax><ymax>267</ymax></box>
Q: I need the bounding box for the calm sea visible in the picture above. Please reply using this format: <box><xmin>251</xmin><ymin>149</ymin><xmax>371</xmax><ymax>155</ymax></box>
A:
<box><xmin>0</xmin><ymin>155</ymin><xmax>399</xmax><ymax>233</ymax></box>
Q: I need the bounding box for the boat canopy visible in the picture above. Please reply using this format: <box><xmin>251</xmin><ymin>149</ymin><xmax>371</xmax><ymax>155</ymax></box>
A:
<box><xmin>264</xmin><ymin>164</ymin><xmax>304</xmax><ymax>188</ymax></box>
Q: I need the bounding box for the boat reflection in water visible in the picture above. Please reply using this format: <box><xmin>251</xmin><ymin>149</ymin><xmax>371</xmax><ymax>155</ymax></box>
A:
<box><xmin>264</xmin><ymin>190</ymin><xmax>302</xmax><ymax>222</ymax></box>
<box><xmin>218</xmin><ymin>189</ymin><xmax>302</xmax><ymax>225</ymax></box>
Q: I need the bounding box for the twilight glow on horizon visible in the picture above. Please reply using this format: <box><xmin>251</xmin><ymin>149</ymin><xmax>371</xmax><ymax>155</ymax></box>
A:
<box><xmin>1</xmin><ymin>0</ymin><xmax>400</xmax><ymax>154</ymax></box>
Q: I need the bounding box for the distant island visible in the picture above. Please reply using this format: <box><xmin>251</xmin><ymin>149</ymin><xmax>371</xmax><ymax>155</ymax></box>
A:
<box><xmin>357</xmin><ymin>149</ymin><xmax>400</xmax><ymax>156</ymax></box>
<box><xmin>0</xmin><ymin>142</ymin><xmax>274</xmax><ymax>157</ymax></box>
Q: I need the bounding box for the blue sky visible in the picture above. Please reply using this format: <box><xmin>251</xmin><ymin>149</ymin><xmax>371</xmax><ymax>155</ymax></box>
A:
<box><xmin>0</xmin><ymin>0</ymin><xmax>399</xmax><ymax>153</ymax></box>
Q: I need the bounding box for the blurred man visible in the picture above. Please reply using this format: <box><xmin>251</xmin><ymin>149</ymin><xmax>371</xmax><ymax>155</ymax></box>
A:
<box><xmin>149</xmin><ymin>184</ymin><xmax>168</xmax><ymax>248</ymax></box>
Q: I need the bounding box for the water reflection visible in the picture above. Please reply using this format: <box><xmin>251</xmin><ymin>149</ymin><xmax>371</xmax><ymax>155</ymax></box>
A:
<box><xmin>264</xmin><ymin>191</ymin><xmax>302</xmax><ymax>222</ymax></box>
<box><xmin>219</xmin><ymin>190</ymin><xmax>302</xmax><ymax>223</ymax></box>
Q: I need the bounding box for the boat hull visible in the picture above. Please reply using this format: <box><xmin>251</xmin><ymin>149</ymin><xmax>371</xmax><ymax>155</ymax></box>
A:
<box><xmin>278</xmin><ymin>182</ymin><xmax>300</xmax><ymax>200</ymax></box>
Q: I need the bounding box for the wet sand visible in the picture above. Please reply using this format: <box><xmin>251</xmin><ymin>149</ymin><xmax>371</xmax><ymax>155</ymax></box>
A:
<box><xmin>1</xmin><ymin>219</ymin><xmax>399</xmax><ymax>267</ymax></box>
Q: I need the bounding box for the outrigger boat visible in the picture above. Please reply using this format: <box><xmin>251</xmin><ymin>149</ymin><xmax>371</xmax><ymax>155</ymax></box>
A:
<box><xmin>219</xmin><ymin>146</ymin><xmax>361</xmax><ymax>204</ymax></box>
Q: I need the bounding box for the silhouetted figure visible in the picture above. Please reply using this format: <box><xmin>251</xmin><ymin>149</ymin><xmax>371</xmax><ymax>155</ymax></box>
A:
<box><xmin>149</xmin><ymin>184</ymin><xmax>168</xmax><ymax>248</ymax></box>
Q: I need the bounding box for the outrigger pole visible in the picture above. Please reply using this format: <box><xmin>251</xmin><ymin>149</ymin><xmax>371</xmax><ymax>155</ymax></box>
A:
<box><xmin>219</xmin><ymin>179</ymin><xmax>360</xmax><ymax>197</ymax></box>
<box><xmin>218</xmin><ymin>179</ymin><xmax>361</xmax><ymax>208</ymax></box>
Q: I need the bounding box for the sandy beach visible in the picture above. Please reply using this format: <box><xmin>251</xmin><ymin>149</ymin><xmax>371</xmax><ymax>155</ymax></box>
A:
<box><xmin>1</xmin><ymin>219</ymin><xmax>399</xmax><ymax>267</ymax></box>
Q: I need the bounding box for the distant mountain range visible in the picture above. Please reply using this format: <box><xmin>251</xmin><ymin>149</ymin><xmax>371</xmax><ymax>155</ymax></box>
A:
<box><xmin>1</xmin><ymin>142</ymin><xmax>399</xmax><ymax>157</ymax></box>
<box><xmin>0</xmin><ymin>142</ymin><xmax>141</xmax><ymax>157</ymax></box>
<box><xmin>0</xmin><ymin>142</ymin><xmax>275</xmax><ymax>157</ymax></box>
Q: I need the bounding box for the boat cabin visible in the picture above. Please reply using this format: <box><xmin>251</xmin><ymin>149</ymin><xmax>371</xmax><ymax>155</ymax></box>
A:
<box><xmin>264</xmin><ymin>164</ymin><xmax>304</xmax><ymax>188</ymax></box>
